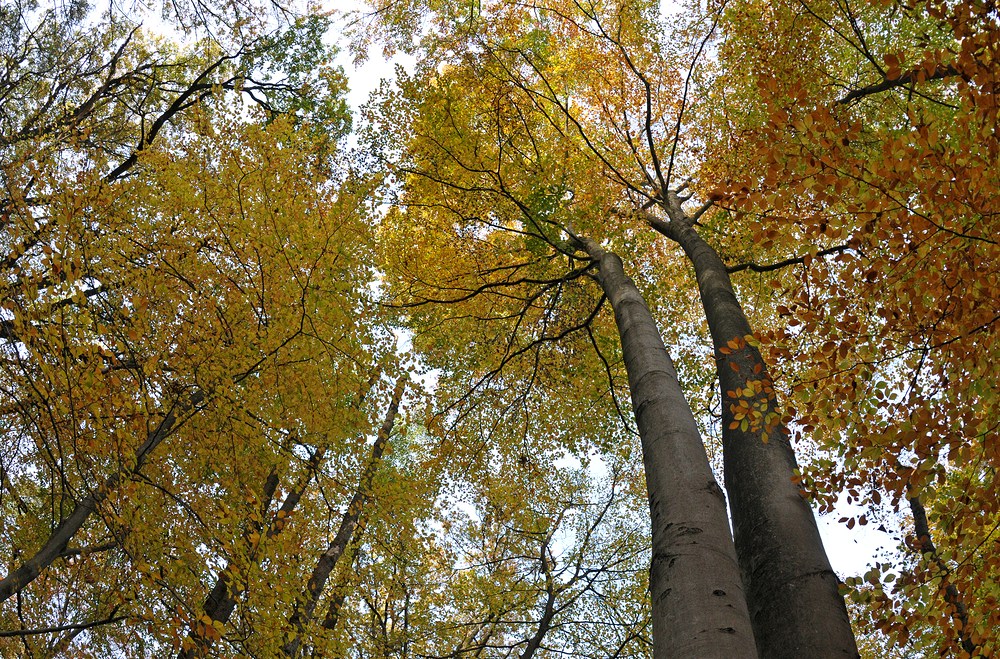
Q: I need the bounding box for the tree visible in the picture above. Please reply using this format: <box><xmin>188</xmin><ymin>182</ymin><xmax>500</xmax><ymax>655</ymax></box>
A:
<box><xmin>0</xmin><ymin>0</ymin><xmax>389</xmax><ymax>651</ymax></box>
<box><xmin>0</xmin><ymin>104</ymin><xmax>387</xmax><ymax>653</ymax></box>
<box><xmin>3</xmin><ymin>0</ymin><xmax>997</xmax><ymax>654</ymax></box>
<box><xmin>692</xmin><ymin>0</ymin><xmax>1000</xmax><ymax>654</ymax></box>
<box><xmin>2</xmin><ymin>5</ymin><xmax>649</xmax><ymax>656</ymax></box>
<box><xmin>569</xmin><ymin>235</ymin><xmax>755</xmax><ymax>656</ymax></box>
<box><xmin>369</xmin><ymin>0</ymin><xmax>855</xmax><ymax>654</ymax></box>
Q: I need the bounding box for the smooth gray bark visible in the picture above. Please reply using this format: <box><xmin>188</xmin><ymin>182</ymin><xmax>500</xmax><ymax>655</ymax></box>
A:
<box><xmin>647</xmin><ymin>197</ymin><xmax>858</xmax><ymax>658</ymax></box>
<box><xmin>282</xmin><ymin>377</ymin><xmax>406</xmax><ymax>658</ymax></box>
<box><xmin>577</xmin><ymin>236</ymin><xmax>757</xmax><ymax>659</ymax></box>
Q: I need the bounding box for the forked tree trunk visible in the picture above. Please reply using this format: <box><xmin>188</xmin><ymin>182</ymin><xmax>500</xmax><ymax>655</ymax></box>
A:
<box><xmin>179</xmin><ymin>374</ymin><xmax>380</xmax><ymax>658</ymax></box>
<box><xmin>648</xmin><ymin>199</ymin><xmax>859</xmax><ymax>658</ymax></box>
<box><xmin>576</xmin><ymin>236</ymin><xmax>757</xmax><ymax>659</ymax></box>
<box><xmin>178</xmin><ymin>469</ymin><xmax>281</xmax><ymax>659</ymax></box>
<box><xmin>179</xmin><ymin>450</ymin><xmax>330</xmax><ymax>658</ymax></box>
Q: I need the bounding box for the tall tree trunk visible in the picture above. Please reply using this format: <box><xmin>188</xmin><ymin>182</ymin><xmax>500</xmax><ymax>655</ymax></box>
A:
<box><xmin>318</xmin><ymin>531</ymin><xmax>361</xmax><ymax>633</ymax></box>
<box><xmin>319</xmin><ymin>512</ymin><xmax>372</xmax><ymax>636</ymax></box>
<box><xmin>646</xmin><ymin>195</ymin><xmax>859</xmax><ymax>658</ymax></box>
<box><xmin>282</xmin><ymin>376</ymin><xmax>406</xmax><ymax>658</ymax></box>
<box><xmin>575</xmin><ymin>235</ymin><xmax>757</xmax><ymax>659</ymax></box>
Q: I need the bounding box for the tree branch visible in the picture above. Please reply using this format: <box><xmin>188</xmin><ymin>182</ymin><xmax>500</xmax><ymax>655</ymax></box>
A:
<box><xmin>726</xmin><ymin>243</ymin><xmax>850</xmax><ymax>274</ymax></box>
<box><xmin>837</xmin><ymin>64</ymin><xmax>961</xmax><ymax>105</ymax></box>
<box><xmin>909</xmin><ymin>495</ymin><xmax>977</xmax><ymax>656</ymax></box>
<box><xmin>0</xmin><ymin>612</ymin><xmax>126</xmax><ymax>637</ymax></box>
<box><xmin>0</xmin><ymin>390</ymin><xmax>205</xmax><ymax>604</ymax></box>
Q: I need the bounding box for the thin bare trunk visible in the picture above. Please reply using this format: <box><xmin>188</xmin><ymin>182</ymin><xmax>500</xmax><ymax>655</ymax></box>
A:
<box><xmin>575</xmin><ymin>235</ymin><xmax>757</xmax><ymax>659</ymax></box>
<box><xmin>178</xmin><ymin>456</ymin><xmax>326</xmax><ymax>658</ymax></box>
<box><xmin>282</xmin><ymin>377</ymin><xmax>406</xmax><ymax>657</ymax></box>
<box><xmin>318</xmin><ymin>571</ymin><xmax>350</xmax><ymax>633</ymax></box>
<box><xmin>179</xmin><ymin>469</ymin><xmax>280</xmax><ymax>658</ymax></box>
<box><xmin>0</xmin><ymin>391</ymin><xmax>204</xmax><ymax>603</ymax></box>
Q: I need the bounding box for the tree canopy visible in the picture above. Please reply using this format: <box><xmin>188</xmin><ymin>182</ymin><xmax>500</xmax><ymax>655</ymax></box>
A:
<box><xmin>0</xmin><ymin>0</ymin><xmax>997</xmax><ymax>656</ymax></box>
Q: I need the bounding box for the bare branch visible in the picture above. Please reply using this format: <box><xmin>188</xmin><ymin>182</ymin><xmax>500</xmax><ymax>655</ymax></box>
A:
<box><xmin>726</xmin><ymin>243</ymin><xmax>850</xmax><ymax>274</ymax></box>
<box><xmin>909</xmin><ymin>495</ymin><xmax>977</xmax><ymax>656</ymax></box>
<box><xmin>837</xmin><ymin>65</ymin><xmax>961</xmax><ymax>105</ymax></box>
<box><xmin>0</xmin><ymin>612</ymin><xmax>126</xmax><ymax>638</ymax></box>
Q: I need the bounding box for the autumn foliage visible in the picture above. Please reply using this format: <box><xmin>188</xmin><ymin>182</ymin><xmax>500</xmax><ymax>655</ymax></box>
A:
<box><xmin>1</xmin><ymin>0</ymin><xmax>998</xmax><ymax>656</ymax></box>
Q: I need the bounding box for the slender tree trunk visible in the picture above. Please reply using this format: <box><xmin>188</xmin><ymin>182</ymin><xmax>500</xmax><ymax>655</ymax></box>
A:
<box><xmin>576</xmin><ymin>236</ymin><xmax>757</xmax><ymax>659</ymax></box>
<box><xmin>0</xmin><ymin>391</ymin><xmax>204</xmax><ymax>603</ymax></box>
<box><xmin>282</xmin><ymin>376</ymin><xmax>406</xmax><ymax>658</ymax></box>
<box><xmin>319</xmin><ymin>518</ymin><xmax>369</xmax><ymax>635</ymax></box>
<box><xmin>519</xmin><ymin>550</ymin><xmax>557</xmax><ymax>659</ymax></box>
<box><xmin>318</xmin><ymin>556</ymin><xmax>353</xmax><ymax>632</ymax></box>
<box><xmin>909</xmin><ymin>495</ymin><xmax>977</xmax><ymax>656</ymax></box>
<box><xmin>179</xmin><ymin>451</ymin><xmax>326</xmax><ymax>658</ymax></box>
<box><xmin>180</xmin><ymin>374</ymin><xmax>378</xmax><ymax>657</ymax></box>
<box><xmin>647</xmin><ymin>196</ymin><xmax>858</xmax><ymax>658</ymax></box>
<box><xmin>178</xmin><ymin>469</ymin><xmax>281</xmax><ymax>659</ymax></box>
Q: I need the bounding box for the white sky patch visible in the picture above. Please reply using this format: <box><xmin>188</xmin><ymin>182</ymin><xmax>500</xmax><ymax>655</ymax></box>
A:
<box><xmin>818</xmin><ymin>493</ymin><xmax>899</xmax><ymax>578</ymax></box>
<box><xmin>323</xmin><ymin>2</ymin><xmax>417</xmax><ymax>112</ymax></box>
<box><xmin>337</xmin><ymin>47</ymin><xmax>407</xmax><ymax>112</ymax></box>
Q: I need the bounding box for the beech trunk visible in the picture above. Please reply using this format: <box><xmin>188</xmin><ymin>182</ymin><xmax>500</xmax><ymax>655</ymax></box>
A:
<box><xmin>578</xmin><ymin>236</ymin><xmax>757</xmax><ymax>659</ymax></box>
<box><xmin>650</xmin><ymin>204</ymin><xmax>858</xmax><ymax>658</ymax></box>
